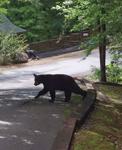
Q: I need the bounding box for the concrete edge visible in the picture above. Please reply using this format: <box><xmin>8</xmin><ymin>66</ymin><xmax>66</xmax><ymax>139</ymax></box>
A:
<box><xmin>51</xmin><ymin>89</ymin><xmax>97</xmax><ymax>150</ymax></box>
<box><xmin>77</xmin><ymin>89</ymin><xmax>96</xmax><ymax>128</ymax></box>
<box><xmin>51</xmin><ymin>117</ymin><xmax>78</xmax><ymax>150</ymax></box>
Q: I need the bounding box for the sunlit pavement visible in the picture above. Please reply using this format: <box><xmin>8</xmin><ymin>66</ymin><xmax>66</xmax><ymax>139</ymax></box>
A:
<box><xmin>0</xmin><ymin>49</ymin><xmax>110</xmax><ymax>89</ymax></box>
<box><xmin>0</xmin><ymin>49</ymin><xmax>110</xmax><ymax>150</ymax></box>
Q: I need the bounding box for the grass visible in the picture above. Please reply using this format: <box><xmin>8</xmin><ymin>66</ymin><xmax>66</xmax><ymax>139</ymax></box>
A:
<box><xmin>73</xmin><ymin>131</ymin><xmax>115</xmax><ymax>150</ymax></box>
<box><xmin>63</xmin><ymin>94</ymin><xmax>83</xmax><ymax>119</ymax></box>
<box><xmin>72</xmin><ymin>84</ymin><xmax>122</xmax><ymax>150</ymax></box>
<box><xmin>96</xmin><ymin>84</ymin><xmax>122</xmax><ymax>103</ymax></box>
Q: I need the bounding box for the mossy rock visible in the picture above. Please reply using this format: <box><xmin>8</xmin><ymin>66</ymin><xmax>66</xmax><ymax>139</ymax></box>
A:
<box><xmin>73</xmin><ymin>131</ymin><xmax>115</xmax><ymax>150</ymax></box>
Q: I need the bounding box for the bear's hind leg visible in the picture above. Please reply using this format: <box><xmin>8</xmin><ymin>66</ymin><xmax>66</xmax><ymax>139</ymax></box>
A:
<box><xmin>73</xmin><ymin>86</ymin><xmax>87</xmax><ymax>99</ymax></box>
<box><xmin>49</xmin><ymin>90</ymin><xmax>56</xmax><ymax>103</ymax></box>
<box><xmin>64</xmin><ymin>91</ymin><xmax>72</xmax><ymax>102</ymax></box>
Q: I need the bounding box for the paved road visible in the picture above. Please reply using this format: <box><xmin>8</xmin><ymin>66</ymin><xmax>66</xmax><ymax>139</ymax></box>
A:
<box><xmin>0</xmin><ymin>86</ymin><xmax>73</xmax><ymax>150</ymax></box>
<box><xmin>0</xmin><ymin>98</ymin><xmax>66</xmax><ymax>150</ymax></box>
<box><xmin>0</xmin><ymin>49</ymin><xmax>110</xmax><ymax>89</ymax></box>
<box><xmin>0</xmin><ymin>49</ymin><xmax>110</xmax><ymax>150</ymax></box>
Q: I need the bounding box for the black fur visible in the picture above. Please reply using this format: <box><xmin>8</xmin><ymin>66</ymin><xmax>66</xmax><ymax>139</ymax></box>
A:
<box><xmin>33</xmin><ymin>74</ymin><xmax>87</xmax><ymax>102</ymax></box>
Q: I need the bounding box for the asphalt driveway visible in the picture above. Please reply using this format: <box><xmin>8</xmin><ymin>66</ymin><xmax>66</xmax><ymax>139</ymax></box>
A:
<box><xmin>0</xmin><ymin>49</ymin><xmax>110</xmax><ymax>150</ymax></box>
<box><xmin>0</xmin><ymin>87</ymin><xmax>70</xmax><ymax>150</ymax></box>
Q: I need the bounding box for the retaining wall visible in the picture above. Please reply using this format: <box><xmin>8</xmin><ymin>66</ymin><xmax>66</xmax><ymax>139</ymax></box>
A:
<box><xmin>29</xmin><ymin>31</ymin><xmax>89</xmax><ymax>51</ymax></box>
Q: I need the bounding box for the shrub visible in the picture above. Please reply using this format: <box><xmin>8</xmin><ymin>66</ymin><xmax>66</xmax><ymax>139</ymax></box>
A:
<box><xmin>0</xmin><ymin>33</ymin><xmax>28</xmax><ymax>65</ymax></box>
<box><xmin>106</xmin><ymin>49</ymin><xmax>122</xmax><ymax>83</ymax></box>
<box><xmin>90</xmin><ymin>67</ymin><xmax>101</xmax><ymax>81</ymax></box>
<box><xmin>91</xmin><ymin>49</ymin><xmax>122</xmax><ymax>83</ymax></box>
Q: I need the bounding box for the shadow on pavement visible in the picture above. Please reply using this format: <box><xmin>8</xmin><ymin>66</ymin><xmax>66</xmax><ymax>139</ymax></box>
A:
<box><xmin>0</xmin><ymin>88</ymin><xmax>66</xmax><ymax>107</ymax></box>
<box><xmin>0</xmin><ymin>88</ymin><xmax>69</xmax><ymax>150</ymax></box>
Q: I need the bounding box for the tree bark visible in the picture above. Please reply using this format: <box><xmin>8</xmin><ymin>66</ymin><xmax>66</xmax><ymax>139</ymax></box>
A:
<box><xmin>99</xmin><ymin>31</ymin><xmax>107</xmax><ymax>82</ymax></box>
<box><xmin>98</xmin><ymin>2</ymin><xmax>107</xmax><ymax>82</ymax></box>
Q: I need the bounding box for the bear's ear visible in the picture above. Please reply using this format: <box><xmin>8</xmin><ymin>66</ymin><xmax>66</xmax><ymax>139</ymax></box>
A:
<box><xmin>33</xmin><ymin>73</ymin><xmax>37</xmax><ymax>77</ymax></box>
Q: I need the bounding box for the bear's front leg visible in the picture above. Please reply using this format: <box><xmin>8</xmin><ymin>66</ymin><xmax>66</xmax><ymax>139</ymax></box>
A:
<box><xmin>35</xmin><ymin>89</ymin><xmax>48</xmax><ymax>99</ymax></box>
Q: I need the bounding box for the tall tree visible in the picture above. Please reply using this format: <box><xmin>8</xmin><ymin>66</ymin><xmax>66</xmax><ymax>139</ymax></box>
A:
<box><xmin>97</xmin><ymin>0</ymin><xmax>107</xmax><ymax>81</ymax></box>
<box><xmin>6</xmin><ymin>0</ymin><xmax>64</xmax><ymax>42</ymax></box>
<box><xmin>54</xmin><ymin>0</ymin><xmax>122</xmax><ymax>82</ymax></box>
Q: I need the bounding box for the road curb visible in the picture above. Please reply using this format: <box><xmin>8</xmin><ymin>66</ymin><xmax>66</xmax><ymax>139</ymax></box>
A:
<box><xmin>51</xmin><ymin>89</ymin><xmax>96</xmax><ymax>150</ymax></box>
<box><xmin>51</xmin><ymin>117</ymin><xmax>77</xmax><ymax>150</ymax></box>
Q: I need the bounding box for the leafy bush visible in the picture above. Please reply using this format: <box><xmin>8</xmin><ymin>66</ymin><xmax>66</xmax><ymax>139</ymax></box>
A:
<box><xmin>0</xmin><ymin>0</ymin><xmax>9</xmax><ymax>14</ymax></box>
<box><xmin>91</xmin><ymin>49</ymin><xmax>122</xmax><ymax>83</ymax></box>
<box><xmin>0</xmin><ymin>33</ymin><xmax>28</xmax><ymax>65</ymax></box>
<box><xmin>90</xmin><ymin>67</ymin><xmax>101</xmax><ymax>81</ymax></box>
<box><xmin>106</xmin><ymin>63</ymin><xmax>122</xmax><ymax>83</ymax></box>
<box><xmin>106</xmin><ymin>49</ymin><xmax>122</xmax><ymax>83</ymax></box>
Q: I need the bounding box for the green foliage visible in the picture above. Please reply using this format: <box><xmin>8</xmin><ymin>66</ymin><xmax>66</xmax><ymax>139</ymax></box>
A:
<box><xmin>91</xmin><ymin>67</ymin><xmax>101</xmax><ymax>81</ymax></box>
<box><xmin>0</xmin><ymin>0</ymin><xmax>9</xmax><ymax>14</ymax></box>
<box><xmin>106</xmin><ymin>63</ymin><xmax>122</xmax><ymax>83</ymax></box>
<box><xmin>54</xmin><ymin>0</ymin><xmax>122</xmax><ymax>46</ymax></box>
<box><xmin>5</xmin><ymin>0</ymin><xmax>64</xmax><ymax>42</ymax></box>
<box><xmin>54</xmin><ymin>0</ymin><xmax>122</xmax><ymax>82</ymax></box>
<box><xmin>0</xmin><ymin>33</ymin><xmax>28</xmax><ymax>65</ymax></box>
<box><xmin>106</xmin><ymin>49</ymin><xmax>122</xmax><ymax>83</ymax></box>
<box><xmin>81</xmin><ymin>35</ymin><xmax>100</xmax><ymax>56</ymax></box>
<box><xmin>91</xmin><ymin>50</ymin><xmax>122</xmax><ymax>83</ymax></box>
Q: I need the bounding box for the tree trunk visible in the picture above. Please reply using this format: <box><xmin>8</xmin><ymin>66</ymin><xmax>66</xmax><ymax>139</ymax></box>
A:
<box><xmin>99</xmin><ymin>33</ymin><xmax>106</xmax><ymax>82</ymax></box>
<box><xmin>98</xmin><ymin>2</ymin><xmax>107</xmax><ymax>82</ymax></box>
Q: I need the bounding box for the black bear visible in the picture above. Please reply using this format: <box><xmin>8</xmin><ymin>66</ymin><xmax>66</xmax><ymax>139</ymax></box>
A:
<box><xmin>33</xmin><ymin>74</ymin><xmax>87</xmax><ymax>103</ymax></box>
